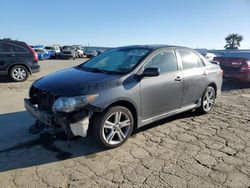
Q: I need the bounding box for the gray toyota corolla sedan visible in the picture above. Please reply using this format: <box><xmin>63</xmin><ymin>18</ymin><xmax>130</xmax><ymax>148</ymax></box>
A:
<box><xmin>24</xmin><ymin>45</ymin><xmax>223</xmax><ymax>148</ymax></box>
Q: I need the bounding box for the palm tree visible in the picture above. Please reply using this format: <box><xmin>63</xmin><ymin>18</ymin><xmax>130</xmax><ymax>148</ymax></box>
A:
<box><xmin>224</xmin><ymin>33</ymin><xmax>243</xmax><ymax>49</ymax></box>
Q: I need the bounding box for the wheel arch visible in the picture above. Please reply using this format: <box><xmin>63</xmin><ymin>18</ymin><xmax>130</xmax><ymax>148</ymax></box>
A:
<box><xmin>101</xmin><ymin>100</ymin><xmax>139</xmax><ymax>132</ymax></box>
<box><xmin>207</xmin><ymin>82</ymin><xmax>217</xmax><ymax>98</ymax></box>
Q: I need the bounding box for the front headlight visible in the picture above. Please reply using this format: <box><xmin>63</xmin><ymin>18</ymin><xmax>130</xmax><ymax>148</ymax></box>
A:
<box><xmin>52</xmin><ymin>94</ymin><xmax>98</xmax><ymax>113</ymax></box>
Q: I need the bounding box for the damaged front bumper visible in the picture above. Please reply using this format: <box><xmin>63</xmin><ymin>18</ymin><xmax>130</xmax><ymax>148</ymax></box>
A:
<box><xmin>24</xmin><ymin>98</ymin><xmax>101</xmax><ymax>137</ymax></box>
<box><xmin>24</xmin><ymin>99</ymin><xmax>55</xmax><ymax>124</ymax></box>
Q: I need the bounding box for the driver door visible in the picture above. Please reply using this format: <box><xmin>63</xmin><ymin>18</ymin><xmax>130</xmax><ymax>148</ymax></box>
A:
<box><xmin>140</xmin><ymin>50</ymin><xmax>183</xmax><ymax>121</ymax></box>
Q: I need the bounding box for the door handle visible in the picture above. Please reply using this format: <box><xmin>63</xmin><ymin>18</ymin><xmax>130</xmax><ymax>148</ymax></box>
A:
<box><xmin>203</xmin><ymin>71</ymin><xmax>207</xmax><ymax>76</ymax></box>
<box><xmin>6</xmin><ymin>54</ymin><xmax>14</xmax><ymax>57</ymax></box>
<box><xmin>175</xmin><ymin>76</ymin><xmax>182</xmax><ymax>81</ymax></box>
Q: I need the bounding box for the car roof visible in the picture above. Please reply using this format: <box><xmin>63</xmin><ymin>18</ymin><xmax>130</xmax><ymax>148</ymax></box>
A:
<box><xmin>117</xmin><ymin>44</ymin><xmax>192</xmax><ymax>51</ymax></box>
<box><xmin>218</xmin><ymin>52</ymin><xmax>250</xmax><ymax>59</ymax></box>
<box><xmin>0</xmin><ymin>39</ymin><xmax>27</xmax><ymax>47</ymax></box>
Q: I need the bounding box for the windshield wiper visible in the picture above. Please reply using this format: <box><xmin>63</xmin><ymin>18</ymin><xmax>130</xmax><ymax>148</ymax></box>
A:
<box><xmin>91</xmin><ymin>68</ymin><xmax>111</xmax><ymax>74</ymax></box>
<box><xmin>78</xmin><ymin>66</ymin><xmax>94</xmax><ymax>72</ymax></box>
<box><xmin>80</xmin><ymin>66</ymin><xmax>111</xmax><ymax>74</ymax></box>
<box><xmin>79</xmin><ymin>66</ymin><xmax>125</xmax><ymax>75</ymax></box>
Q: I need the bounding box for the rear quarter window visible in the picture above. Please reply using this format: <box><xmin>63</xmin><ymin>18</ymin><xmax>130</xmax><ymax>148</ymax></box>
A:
<box><xmin>196</xmin><ymin>53</ymin><xmax>206</xmax><ymax>67</ymax></box>
<box><xmin>0</xmin><ymin>43</ymin><xmax>3</xmax><ymax>52</ymax></box>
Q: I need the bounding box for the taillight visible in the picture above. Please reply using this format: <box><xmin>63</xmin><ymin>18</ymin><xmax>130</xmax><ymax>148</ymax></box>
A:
<box><xmin>240</xmin><ymin>61</ymin><xmax>250</xmax><ymax>72</ymax></box>
<box><xmin>28</xmin><ymin>46</ymin><xmax>38</xmax><ymax>62</ymax></box>
<box><xmin>220</xmin><ymin>68</ymin><xmax>223</xmax><ymax>75</ymax></box>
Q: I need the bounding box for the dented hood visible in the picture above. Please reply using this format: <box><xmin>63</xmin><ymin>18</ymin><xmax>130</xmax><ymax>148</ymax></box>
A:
<box><xmin>33</xmin><ymin>67</ymin><xmax>121</xmax><ymax>96</ymax></box>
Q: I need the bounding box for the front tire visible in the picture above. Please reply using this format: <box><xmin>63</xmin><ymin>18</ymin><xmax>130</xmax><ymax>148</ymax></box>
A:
<box><xmin>10</xmin><ymin>65</ymin><xmax>29</xmax><ymax>82</ymax></box>
<box><xmin>197</xmin><ymin>86</ymin><xmax>216</xmax><ymax>114</ymax></box>
<box><xmin>91</xmin><ymin>106</ymin><xmax>134</xmax><ymax>148</ymax></box>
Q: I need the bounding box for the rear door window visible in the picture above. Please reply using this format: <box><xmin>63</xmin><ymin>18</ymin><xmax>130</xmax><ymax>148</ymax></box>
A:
<box><xmin>0</xmin><ymin>43</ymin><xmax>11</xmax><ymax>53</ymax></box>
<box><xmin>10</xmin><ymin>44</ymin><xmax>28</xmax><ymax>53</ymax></box>
<box><xmin>179</xmin><ymin>49</ymin><xmax>200</xmax><ymax>70</ymax></box>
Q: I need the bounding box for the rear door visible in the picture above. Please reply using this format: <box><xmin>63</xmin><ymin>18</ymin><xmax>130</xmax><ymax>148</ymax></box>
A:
<box><xmin>177</xmin><ymin>49</ymin><xmax>209</xmax><ymax>107</ymax></box>
<box><xmin>0</xmin><ymin>42</ymin><xmax>13</xmax><ymax>73</ymax></box>
<box><xmin>9</xmin><ymin>43</ymin><xmax>30</xmax><ymax>63</ymax></box>
<box><xmin>140</xmin><ymin>49</ymin><xmax>183</xmax><ymax>120</ymax></box>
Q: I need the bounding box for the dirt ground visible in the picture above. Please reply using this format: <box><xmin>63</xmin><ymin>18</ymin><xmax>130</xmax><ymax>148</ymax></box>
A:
<box><xmin>0</xmin><ymin>59</ymin><xmax>250</xmax><ymax>188</ymax></box>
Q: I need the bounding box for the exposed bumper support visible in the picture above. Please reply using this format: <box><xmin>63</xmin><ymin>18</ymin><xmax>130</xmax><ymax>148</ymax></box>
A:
<box><xmin>24</xmin><ymin>98</ymin><xmax>101</xmax><ymax>137</ymax></box>
<box><xmin>70</xmin><ymin>118</ymin><xmax>89</xmax><ymax>137</ymax></box>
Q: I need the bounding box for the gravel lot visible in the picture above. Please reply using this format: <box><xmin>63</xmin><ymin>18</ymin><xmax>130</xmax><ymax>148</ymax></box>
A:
<box><xmin>0</xmin><ymin>59</ymin><xmax>250</xmax><ymax>188</ymax></box>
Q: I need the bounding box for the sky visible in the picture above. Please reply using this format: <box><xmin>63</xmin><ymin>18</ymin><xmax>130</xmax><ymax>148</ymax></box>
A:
<box><xmin>0</xmin><ymin>0</ymin><xmax>250</xmax><ymax>49</ymax></box>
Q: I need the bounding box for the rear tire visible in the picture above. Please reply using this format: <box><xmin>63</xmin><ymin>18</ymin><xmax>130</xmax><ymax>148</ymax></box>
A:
<box><xmin>10</xmin><ymin>65</ymin><xmax>29</xmax><ymax>82</ymax></box>
<box><xmin>197</xmin><ymin>86</ymin><xmax>216</xmax><ymax>114</ymax></box>
<box><xmin>91</xmin><ymin>106</ymin><xmax>134</xmax><ymax>148</ymax></box>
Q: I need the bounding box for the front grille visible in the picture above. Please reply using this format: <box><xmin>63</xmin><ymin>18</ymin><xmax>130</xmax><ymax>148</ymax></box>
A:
<box><xmin>63</xmin><ymin>51</ymin><xmax>72</xmax><ymax>55</ymax></box>
<box><xmin>30</xmin><ymin>87</ymin><xmax>56</xmax><ymax>112</ymax></box>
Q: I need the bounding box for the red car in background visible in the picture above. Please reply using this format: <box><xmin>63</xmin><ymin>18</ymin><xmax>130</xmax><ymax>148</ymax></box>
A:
<box><xmin>213</xmin><ymin>53</ymin><xmax>250</xmax><ymax>81</ymax></box>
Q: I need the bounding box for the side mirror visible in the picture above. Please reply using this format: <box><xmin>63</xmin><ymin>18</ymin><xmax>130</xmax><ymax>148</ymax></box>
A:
<box><xmin>142</xmin><ymin>67</ymin><xmax>160</xmax><ymax>77</ymax></box>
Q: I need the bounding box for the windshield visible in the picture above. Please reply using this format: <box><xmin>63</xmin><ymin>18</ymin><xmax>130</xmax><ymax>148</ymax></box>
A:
<box><xmin>80</xmin><ymin>48</ymin><xmax>151</xmax><ymax>74</ymax></box>
<box><xmin>45</xmin><ymin>47</ymin><xmax>54</xmax><ymax>50</ymax></box>
<box><xmin>35</xmin><ymin>49</ymin><xmax>44</xmax><ymax>52</ymax></box>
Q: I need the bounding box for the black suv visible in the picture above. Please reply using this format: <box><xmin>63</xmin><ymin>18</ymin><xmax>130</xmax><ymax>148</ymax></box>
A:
<box><xmin>0</xmin><ymin>39</ymin><xmax>40</xmax><ymax>82</ymax></box>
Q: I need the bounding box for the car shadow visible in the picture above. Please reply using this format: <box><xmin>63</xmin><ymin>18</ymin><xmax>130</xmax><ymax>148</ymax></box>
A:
<box><xmin>0</xmin><ymin>109</ymin><xmax>199</xmax><ymax>173</ymax></box>
<box><xmin>222</xmin><ymin>79</ymin><xmax>250</xmax><ymax>91</ymax></box>
<box><xmin>0</xmin><ymin>111</ymin><xmax>105</xmax><ymax>172</ymax></box>
<box><xmin>133</xmin><ymin>110</ymin><xmax>198</xmax><ymax>135</ymax></box>
<box><xmin>0</xmin><ymin>80</ymin><xmax>249</xmax><ymax>172</ymax></box>
<box><xmin>0</xmin><ymin>77</ymin><xmax>15</xmax><ymax>83</ymax></box>
<box><xmin>0</xmin><ymin>76</ymin><xmax>37</xmax><ymax>84</ymax></box>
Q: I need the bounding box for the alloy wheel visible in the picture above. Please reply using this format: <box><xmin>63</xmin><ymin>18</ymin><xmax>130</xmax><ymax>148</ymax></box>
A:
<box><xmin>12</xmin><ymin>67</ymin><xmax>27</xmax><ymax>81</ymax></box>
<box><xmin>203</xmin><ymin>87</ymin><xmax>215</xmax><ymax>112</ymax></box>
<box><xmin>102</xmin><ymin>111</ymin><xmax>131</xmax><ymax>145</ymax></box>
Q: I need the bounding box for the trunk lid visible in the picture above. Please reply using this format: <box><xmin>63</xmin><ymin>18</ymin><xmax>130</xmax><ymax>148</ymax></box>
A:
<box><xmin>214</xmin><ymin>57</ymin><xmax>246</xmax><ymax>73</ymax></box>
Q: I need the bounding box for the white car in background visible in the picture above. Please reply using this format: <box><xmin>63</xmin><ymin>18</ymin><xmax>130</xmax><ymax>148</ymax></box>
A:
<box><xmin>205</xmin><ymin>52</ymin><xmax>217</xmax><ymax>61</ymax></box>
<box><xmin>196</xmin><ymin>49</ymin><xmax>217</xmax><ymax>61</ymax></box>
<box><xmin>53</xmin><ymin>45</ymin><xmax>61</xmax><ymax>57</ymax></box>
<box><xmin>74</xmin><ymin>45</ymin><xmax>84</xmax><ymax>58</ymax></box>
